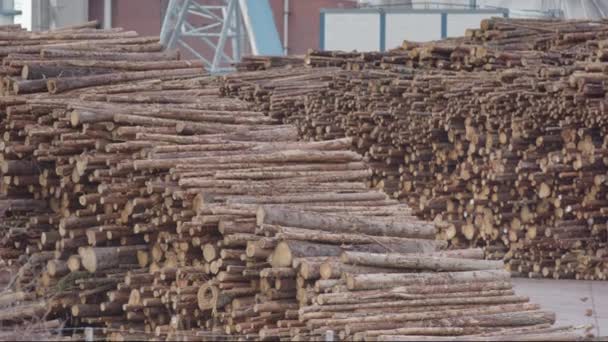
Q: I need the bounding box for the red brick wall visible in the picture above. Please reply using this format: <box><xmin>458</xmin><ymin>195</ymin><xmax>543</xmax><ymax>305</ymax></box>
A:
<box><xmin>89</xmin><ymin>0</ymin><xmax>167</xmax><ymax>36</ymax></box>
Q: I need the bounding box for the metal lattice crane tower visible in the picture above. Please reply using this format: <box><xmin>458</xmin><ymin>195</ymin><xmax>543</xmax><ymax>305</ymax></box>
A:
<box><xmin>160</xmin><ymin>0</ymin><xmax>283</xmax><ymax>73</ymax></box>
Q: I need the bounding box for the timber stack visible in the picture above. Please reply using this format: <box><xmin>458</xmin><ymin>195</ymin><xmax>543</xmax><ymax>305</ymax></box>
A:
<box><xmin>0</xmin><ymin>21</ymin><xmax>583</xmax><ymax>341</ymax></box>
<box><xmin>222</xmin><ymin>18</ymin><xmax>608</xmax><ymax>281</ymax></box>
<box><xmin>235</xmin><ymin>55</ymin><xmax>305</xmax><ymax>71</ymax></box>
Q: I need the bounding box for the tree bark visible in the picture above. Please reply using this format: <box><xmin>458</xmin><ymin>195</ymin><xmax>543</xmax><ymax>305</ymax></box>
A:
<box><xmin>257</xmin><ymin>206</ymin><xmax>436</xmax><ymax>239</ymax></box>
<box><xmin>48</xmin><ymin>68</ymin><xmax>203</xmax><ymax>93</ymax></box>
<box><xmin>346</xmin><ymin>270</ymin><xmax>511</xmax><ymax>290</ymax></box>
<box><xmin>341</xmin><ymin>251</ymin><xmax>504</xmax><ymax>272</ymax></box>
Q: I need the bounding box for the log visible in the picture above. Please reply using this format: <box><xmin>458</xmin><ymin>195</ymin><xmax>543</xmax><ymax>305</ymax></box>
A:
<box><xmin>268</xmin><ymin>225</ymin><xmax>439</xmax><ymax>253</ymax></box>
<box><xmin>257</xmin><ymin>206</ymin><xmax>436</xmax><ymax>239</ymax></box>
<box><xmin>346</xmin><ymin>270</ymin><xmax>511</xmax><ymax>290</ymax></box>
<box><xmin>340</xmin><ymin>251</ymin><xmax>505</xmax><ymax>272</ymax></box>
<box><xmin>47</xmin><ymin>68</ymin><xmax>204</xmax><ymax>93</ymax></box>
<box><xmin>80</xmin><ymin>246</ymin><xmax>140</xmax><ymax>273</ymax></box>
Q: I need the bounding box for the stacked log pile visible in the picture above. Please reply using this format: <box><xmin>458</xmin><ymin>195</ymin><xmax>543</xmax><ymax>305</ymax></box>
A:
<box><xmin>306</xmin><ymin>18</ymin><xmax>608</xmax><ymax>71</ymax></box>
<box><xmin>0</xmin><ymin>21</ymin><xmax>584</xmax><ymax>341</ymax></box>
<box><xmin>0</xmin><ymin>21</ymin><xmax>215</xmax><ymax>339</ymax></box>
<box><xmin>250</xmin><ymin>211</ymin><xmax>582</xmax><ymax>341</ymax></box>
<box><xmin>221</xmin><ymin>17</ymin><xmax>608</xmax><ymax>281</ymax></box>
<box><xmin>154</xmin><ymin>135</ymin><xmax>577</xmax><ymax>340</ymax></box>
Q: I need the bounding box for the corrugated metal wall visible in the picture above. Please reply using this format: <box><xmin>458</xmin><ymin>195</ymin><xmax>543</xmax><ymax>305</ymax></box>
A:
<box><xmin>321</xmin><ymin>8</ymin><xmax>505</xmax><ymax>51</ymax></box>
<box><xmin>458</xmin><ymin>0</ymin><xmax>608</xmax><ymax>19</ymax></box>
<box><xmin>359</xmin><ymin>0</ymin><xmax>608</xmax><ymax>19</ymax></box>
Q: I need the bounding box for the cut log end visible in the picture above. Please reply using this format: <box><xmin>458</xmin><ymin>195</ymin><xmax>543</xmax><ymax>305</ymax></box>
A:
<box><xmin>175</xmin><ymin>122</ymin><xmax>187</xmax><ymax>134</ymax></box>
<box><xmin>80</xmin><ymin>247</ymin><xmax>97</xmax><ymax>273</ymax></box>
<box><xmin>137</xmin><ymin>250</ymin><xmax>149</xmax><ymax>267</ymax></box>
<box><xmin>0</xmin><ymin>161</ymin><xmax>8</xmax><ymax>174</ymax></box>
<box><xmin>21</xmin><ymin>65</ymin><xmax>29</xmax><ymax>79</ymax></box>
<box><xmin>256</xmin><ymin>206</ymin><xmax>266</xmax><ymax>226</ymax></box>
<box><xmin>197</xmin><ymin>284</ymin><xmax>215</xmax><ymax>311</ymax></box>
<box><xmin>319</xmin><ymin>262</ymin><xmax>333</xmax><ymax>280</ymax></box>
<box><xmin>70</xmin><ymin>111</ymin><xmax>81</xmax><ymax>127</ymax></box>
<box><xmin>67</xmin><ymin>255</ymin><xmax>81</xmax><ymax>272</ymax></box>
<box><xmin>47</xmin><ymin>79</ymin><xmax>58</xmax><ymax>94</ymax></box>
<box><xmin>270</xmin><ymin>241</ymin><xmax>293</xmax><ymax>268</ymax></box>
<box><xmin>202</xmin><ymin>243</ymin><xmax>218</xmax><ymax>262</ymax></box>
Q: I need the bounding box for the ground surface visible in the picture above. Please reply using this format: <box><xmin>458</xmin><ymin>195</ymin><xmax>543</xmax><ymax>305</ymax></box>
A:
<box><xmin>512</xmin><ymin>278</ymin><xmax>608</xmax><ymax>337</ymax></box>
